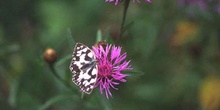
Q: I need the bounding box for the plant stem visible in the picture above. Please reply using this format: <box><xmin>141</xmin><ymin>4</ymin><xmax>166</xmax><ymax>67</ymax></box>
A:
<box><xmin>118</xmin><ymin>0</ymin><xmax>131</xmax><ymax>41</ymax></box>
<box><xmin>49</xmin><ymin>64</ymin><xmax>76</xmax><ymax>93</ymax></box>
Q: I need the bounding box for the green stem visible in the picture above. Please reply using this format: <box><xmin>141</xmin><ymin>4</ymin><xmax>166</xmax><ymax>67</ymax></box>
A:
<box><xmin>118</xmin><ymin>0</ymin><xmax>131</xmax><ymax>41</ymax></box>
<box><xmin>49</xmin><ymin>64</ymin><xmax>76</xmax><ymax>93</ymax></box>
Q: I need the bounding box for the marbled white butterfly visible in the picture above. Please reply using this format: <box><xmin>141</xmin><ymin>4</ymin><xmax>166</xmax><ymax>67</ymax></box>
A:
<box><xmin>69</xmin><ymin>43</ymin><xmax>98</xmax><ymax>94</ymax></box>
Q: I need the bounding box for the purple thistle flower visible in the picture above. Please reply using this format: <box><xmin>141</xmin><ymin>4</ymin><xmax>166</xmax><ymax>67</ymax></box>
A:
<box><xmin>92</xmin><ymin>44</ymin><xmax>132</xmax><ymax>99</ymax></box>
<box><xmin>105</xmin><ymin>0</ymin><xmax>151</xmax><ymax>5</ymax></box>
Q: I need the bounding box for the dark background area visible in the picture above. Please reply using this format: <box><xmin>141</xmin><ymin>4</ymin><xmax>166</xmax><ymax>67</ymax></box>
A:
<box><xmin>0</xmin><ymin>0</ymin><xmax>220</xmax><ymax>110</ymax></box>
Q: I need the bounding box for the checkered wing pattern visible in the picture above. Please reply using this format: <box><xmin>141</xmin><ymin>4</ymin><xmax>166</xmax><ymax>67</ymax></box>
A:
<box><xmin>69</xmin><ymin>43</ymin><xmax>98</xmax><ymax>94</ymax></box>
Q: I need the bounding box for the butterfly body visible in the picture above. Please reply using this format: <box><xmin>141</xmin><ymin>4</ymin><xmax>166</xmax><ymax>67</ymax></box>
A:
<box><xmin>69</xmin><ymin>43</ymin><xmax>98</xmax><ymax>94</ymax></box>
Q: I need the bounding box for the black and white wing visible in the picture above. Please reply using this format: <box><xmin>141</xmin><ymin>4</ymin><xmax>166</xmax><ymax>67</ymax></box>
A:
<box><xmin>69</xmin><ymin>43</ymin><xmax>98</xmax><ymax>94</ymax></box>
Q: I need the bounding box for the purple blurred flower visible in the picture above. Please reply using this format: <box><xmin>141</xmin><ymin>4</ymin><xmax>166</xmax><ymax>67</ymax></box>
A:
<box><xmin>178</xmin><ymin>0</ymin><xmax>208</xmax><ymax>10</ymax></box>
<box><xmin>105</xmin><ymin>0</ymin><xmax>151</xmax><ymax>5</ymax></box>
<box><xmin>178</xmin><ymin>0</ymin><xmax>220</xmax><ymax>14</ymax></box>
<box><xmin>216</xmin><ymin>2</ymin><xmax>220</xmax><ymax>14</ymax></box>
<box><xmin>92</xmin><ymin>44</ymin><xmax>132</xmax><ymax>99</ymax></box>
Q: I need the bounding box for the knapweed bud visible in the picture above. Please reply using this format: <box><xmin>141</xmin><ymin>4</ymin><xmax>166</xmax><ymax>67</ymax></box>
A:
<box><xmin>43</xmin><ymin>48</ymin><xmax>57</xmax><ymax>65</ymax></box>
<box><xmin>94</xmin><ymin>41</ymin><xmax>107</xmax><ymax>48</ymax></box>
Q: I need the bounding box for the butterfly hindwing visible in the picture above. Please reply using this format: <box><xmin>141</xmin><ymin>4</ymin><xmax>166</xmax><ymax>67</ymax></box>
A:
<box><xmin>69</xmin><ymin>43</ymin><xmax>98</xmax><ymax>94</ymax></box>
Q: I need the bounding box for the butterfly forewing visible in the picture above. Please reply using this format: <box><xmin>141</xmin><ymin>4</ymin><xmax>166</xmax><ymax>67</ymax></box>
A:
<box><xmin>69</xmin><ymin>43</ymin><xmax>98</xmax><ymax>94</ymax></box>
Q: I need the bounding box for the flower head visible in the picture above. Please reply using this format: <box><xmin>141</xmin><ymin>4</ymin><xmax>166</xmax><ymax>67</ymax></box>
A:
<box><xmin>92</xmin><ymin>44</ymin><xmax>132</xmax><ymax>99</ymax></box>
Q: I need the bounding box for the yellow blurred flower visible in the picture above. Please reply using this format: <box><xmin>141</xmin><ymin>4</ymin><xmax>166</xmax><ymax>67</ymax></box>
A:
<box><xmin>171</xmin><ymin>21</ymin><xmax>199</xmax><ymax>46</ymax></box>
<box><xmin>199</xmin><ymin>76</ymin><xmax>220</xmax><ymax>110</ymax></box>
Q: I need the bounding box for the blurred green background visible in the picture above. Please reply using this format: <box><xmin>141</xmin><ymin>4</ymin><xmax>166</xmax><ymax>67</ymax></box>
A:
<box><xmin>1</xmin><ymin>0</ymin><xmax>220</xmax><ymax>110</ymax></box>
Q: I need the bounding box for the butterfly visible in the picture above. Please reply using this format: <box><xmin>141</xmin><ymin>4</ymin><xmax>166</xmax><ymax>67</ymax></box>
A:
<box><xmin>69</xmin><ymin>43</ymin><xmax>98</xmax><ymax>94</ymax></box>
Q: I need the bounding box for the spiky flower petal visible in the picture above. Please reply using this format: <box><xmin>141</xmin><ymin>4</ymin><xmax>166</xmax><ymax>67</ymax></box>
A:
<box><xmin>92</xmin><ymin>44</ymin><xmax>132</xmax><ymax>99</ymax></box>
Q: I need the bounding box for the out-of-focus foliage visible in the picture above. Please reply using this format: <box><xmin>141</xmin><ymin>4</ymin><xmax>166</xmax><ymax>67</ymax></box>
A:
<box><xmin>0</xmin><ymin>0</ymin><xmax>220</xmax><ymax>110</ymax></box>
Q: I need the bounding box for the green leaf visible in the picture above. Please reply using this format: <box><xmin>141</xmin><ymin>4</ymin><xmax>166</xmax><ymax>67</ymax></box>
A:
<box><xmin>122</xmin><ymin>21</ymin><xmax>134</xmax><ymax>33</ymax></box>
<box><xmin>134</xmin><ymin>84</ymin><xmax>164</xmax><ymax>101</ymax></box>
<box><xmin>96</xmin><ymin>29</ymin><xmax>102</xmax><ymax>43</ymax></box>
<box><xmin>67</xmin><ymin>28</ymin><xmax>75</xmax><ymax>50</ymax></box>
<box><xmin>107</xmin><ymin>36</ymin><xmax>114</xmax><ymax>44</ymax></box>
<box><xmin>38</xmin><ymin>95</ymin><xmax>77</xmax><ymax>110</ymax></box>
<box><xmin>97</xmin><ymin>94</ymin><xmax>112</xmax><ymax>110</ymax></box>
<box><xmin>55</xmin><ymin>55</ymin><xmax>72</xmax><ymax>68</ymax></box>
<box><xmin>102</xmin><ymin>27</ymin><xmax>110</xmax><ymax>40</ymax></box>
<box><xmin>122</xmin><ymin>70</ymin><xmax>145</xmax><ymax>77</ymax></box>
<box><xmin>81</xmin><ymin>92</ymin><xmax>85</xmax><ymax>99</ymax></box>
<box><xmin>102</xmin><ymin>27</ymin><xmax>115</xmax><ymax>44</ymax></box>
<box><xmin>8</xmin><ymin>79</ymin><xmax>19</xmax><ymax>108</ymax></box>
